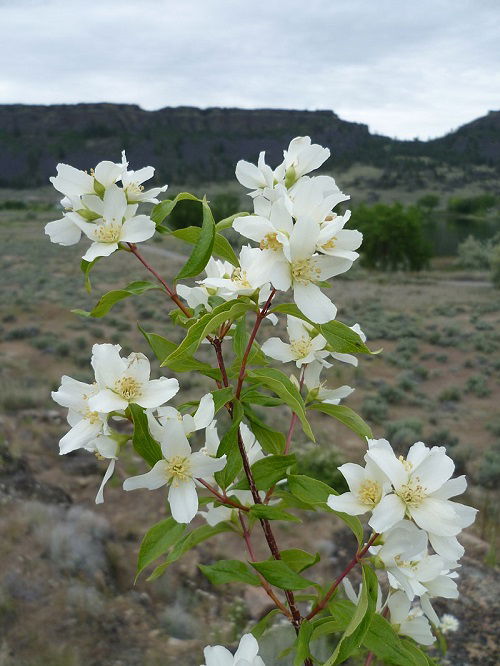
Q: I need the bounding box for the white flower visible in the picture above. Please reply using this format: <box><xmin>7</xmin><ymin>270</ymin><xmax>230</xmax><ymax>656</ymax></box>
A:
<box><xmin>316</xmin><ymin>210</ymin><xmax>362</xmax><ymax>262</ymax></box>
<box><xmin>419</xmin><ymin>567</ymin><xmax>460</xmax><ymax>626</ymax></box>
<box><xmin>89</xmin><ymin>343</ymin><xmax>179</xmax><ymax>412</ymax></box>
<box><xmin>301</xmin><ymin>361</ymin><xmax>354</xmax><ymax>404</ymax></box>
<box><xmin>289</xmin><ymin>175</ymin><xmax>349</xmax><ymax>220</ymax></box>
<box><xmin>235</xmin><ymin>151</ymin><xmax>276</xmax><ymax>195</ymax></box>
<box><xmin>200</xmin><ymin>245</ymin><xmax>269</xmax><ymax>298</ymax></box>
<box><xmin>50</xmin><ymin>160</ymin><xmax>122</xmax><ymax>202</ymax></box>
<box><xmin>239</xmin><ymin>423</ymin><xmax>265</xmax><ymax>465</ymax></box>
<box><xmin>201</xmin><ymin>502</ymin><xmax>234</xmax><ymax>526</ymax></box>
<box><xmin>366</xmin><ymin>440</ymin><xmax>478</xmax><ymax>536</ymax></box>
<box><xmin>262</xmin><ymin>316</ymin><xmax>330</xmax><ymax>368</ymax></box>
<box><xmin>372</xmin><ymin>520</ymin><xmax>446</xmax><ymax>601</ymax></box>
<box><xmin>51</xmin><ymin>375</ymin><xmax>118</xmax><ymax>504</ymax></box>
<box><xmin>202</xmin><ymin>633</ymin><xmax>265</xmax><ymax>666</ymax></box>
<box><xmin>123</xmin><ymin>415</ymin><xmax>226</xmax><ymax>523</ymax></box>
<box><xmin>388</xmin><ymin>592</ymin><xmax>435</xmax><ymax>646</ymax></box>
<box><xmin>178</xmin><ymin>258</ymin><xmax>235</xmax><ymax>310</ymax></box>
<box><xmin>275</xmin><ymin>136</ymin><xmax>330</xmax><ymax>186</ymax></box>
<box><xmin>233</xmin><ymin>197</ymin><xmax>293</xmax><ymax>256</ymax></box>
<box><xmin>120</xmin><ymin>150</ymin><xmax>168</xmax><ymax>203</ymax></box>
<box><xmin>69</xmin><ymin>185</ymin><xmax>156</xmax><ymax>261</ymax></box>
<box><xmin>257</xmin><ymin>216</ymin><xmax>352</xmax><ymax>323</ymax></box>
<box><xmin>327</xmin><ymin>455</ymin><xmax>390</xmax><ymax>516</ymax></box>
<box><xmin>156</xmin><ymin>392</ymin><xmax>215</xmax><ymax>438</ymax></box>
<box><xmin>439</xmin><ymin>614</ymin><xmax>459</xmax><ymax>634</ymax></box>
<box><xmin>51</xmin><ymin>375</ymin><xmax>109</xmax><ymax>454</ymax></box>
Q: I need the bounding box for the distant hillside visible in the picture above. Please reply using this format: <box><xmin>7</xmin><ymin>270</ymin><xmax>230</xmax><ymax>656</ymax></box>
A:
<box><xmin>0</xmin><ymin>104</ymin><xmax>499</xmax><ymax>188</ymax></box>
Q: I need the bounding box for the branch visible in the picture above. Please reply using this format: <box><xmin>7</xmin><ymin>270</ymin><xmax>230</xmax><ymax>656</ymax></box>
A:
<box><xmin>196</xmin><ymin>478</ymin><xmax>250</xmax><ymax>512</ymax></box>
<box><xmin>306</xmin><ymin>533</ymin><xmax>379</xmax><ymax>620</ymax></box>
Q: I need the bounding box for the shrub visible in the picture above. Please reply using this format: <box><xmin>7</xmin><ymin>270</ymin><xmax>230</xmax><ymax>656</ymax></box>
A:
<box><xmin>361</xmin><ymin>395</ymin><xmax>388</xmax><ymax>424</ymax></box>
<box><xmin>296</xmin><ymin>445</ymin><xmax>348</xmax><ymax>493</ymax></box>
<box><xmin>478</xmin><ymin>443</ymin><xmax>500</xmax><ymax>490</ymax></box>
<box><xmin>353</xmin><ymin>203</ymin><xmax>431</xmax><ymax>271</ymax></box>
<box><xmin>427</xmin><ymin>428</ymin><xmax>459</xmax><ymax>449</ymax></box>
<box><xmin>457</xmin><ymin>235</ymin><xmax>493</xmax><ymax>270</ymax></box>
<box><xmin>490</xmin><ymin>243</ymin><xmax>500</xmax><ymax>288</ymax></box>
<box><xmin>385</xmin><ymin>419</ymin><xmax>423</xmax><ymax>451</ymax></box>
<box><xmin>465</xmin><ymin>375</ymin><xmax>490</xmax><ymax>398</ymax></box>
<box><xmin>438</xmin><ymin>387</ymin><xmax>462</xmax><ymax>402</ymax></box>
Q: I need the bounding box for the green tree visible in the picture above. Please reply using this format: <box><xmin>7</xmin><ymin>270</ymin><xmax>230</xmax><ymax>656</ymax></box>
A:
<box><xmin>353</xmin><ymin>203</ymin><xmax>432</xmax><ymax>271</ymax></box>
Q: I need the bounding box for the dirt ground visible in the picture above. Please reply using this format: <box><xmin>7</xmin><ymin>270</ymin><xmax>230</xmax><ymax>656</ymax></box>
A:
<box><xmin>1</xmin><ymin>202</ymin><xmax>499</xmax><ymax>665</ymax></box>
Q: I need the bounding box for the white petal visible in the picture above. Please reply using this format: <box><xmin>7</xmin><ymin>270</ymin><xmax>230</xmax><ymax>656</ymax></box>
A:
<box><xmin>168</xmin><ymin>480</ymin><xmax>198</xmax><ymax>524</ymax></box>
<box><xmin>388</xmin><ymin>591</ymin><xmax>411</xmax><ymax>624</ymax></box>
<box><xmin>412</xmin><ymin>448</ymin><xmax>455</xmax><ymax>493</ymax></box>
<box><xmin>410</xmin><ymin>497</ymin><xmax>461</xmax><ymax>536</ymax></box>
<box><xmin>203</xmin><ymin>645</ymin><xmax>234</xmax><ymax>666</ymax></box>
<box><xmin>94</xmin><ymin>160</ymin><xmax>122</xmax><ymax>187</ymax></box>
<box><xmin>88</xmin><ymin>388</ymin><xmax>128</xmax><ymax>413</ymax></box>
<box><xmin>369</xmin><ymin>494</ymin><xmax>406</xmax><ymax>532</ymax></box>
<box><xmin>136</xmin><ymin>377</ymin><xmax>179</xmax><ymax>409</ymax></box>
<box><xmin>233</xmin><ymin>215</ymin><xmax>275</xmax><ymax>242</ymax></box>
<box><xmin>327</xmin><ymin>492</ymin><xmax>368</xmax><ymax>515</ymax></box>
<box><xmin>120</xmin><ymin>215</ymin><xmax>156</xmax><ymax>243</ymax></box>
<box><xmin>123</xmin><ymin>460</ymin><xmax>168</xmax><ymax>491</ymax></box>
<box><xmin>431</xmin><ymin>475</ymin><xmax>467</xmax><ymax>499</ymax></box>
<box><xmin>45</xmin><ymin>217</ymin><xmax>82</xmax><ymax>246</ymax></box>
<box><xmin>50</xmin><ymin>163</ymin><xmax>94</xmax><ymax>196</ymax></box>
<box><xmin>95</xmin><ymin>458</ymin><xmax>116</xmax><ymax>504</ymax></box>
<box><xmin>82</xmin><ymin>241</ymin><xmax>118</xmax><ymax>262</ymax></box>
<box><xmin>102</xmin><ymin>185</ymin><xmax>127</xmax><ymax>220</ymax></box>
<box><xmin>59</xmin><ymin>419</ymin><xmax>103</xmax><ymax>454</ymax></box>
<box><xmin>161</xmin><ymin>419</ymin><xmax>192</xmax><ymax>458</ymax></box>
<box><xmin>428</xmin><ymin>533</ymin><xmax>464</xmax><ymax>561</ymax></box>
<box><xmin>52</xmin><ymin>376</ymin><xmax>93</xmax><ymax>410</ymax></box>
<box><xmin>190</xmin><ymin>452</ymin><xmax>226</xmax><ymax>478</ymax></box>
<box><xmin>337</xmin><ymin>463</ymin><xmax>366</xmax><ymax>494</ymax></box>
<box><xmin>289</xmin><ymin>217</ymin><xmax>319</xmax><ymax>260</ymax></box>
<box><xmin>366</xmin><ymin>443</ymin><xmax>407</xmax><ymax>489</ymax></box>
<box><xmin>261</xmin><ymin>338</ymin><xmax>294</xmax><ymax>363</ymax></box>
<box><xmin>293</xmin><ymin>282</ymin><xmax>337</xmax><ymax>324</ymax></box>
<box><xmin>193</xmin><ymin>393</ymin><xmax>215</xmax><ymax>431</ymax></box>
<box><xmin>234</xmin><ymin>633</ymin><xmax>260</xmax><ymax>661</ymax></box>
<box><xmin>316</xmin><ymin>254</ymin><xmax>354</xmax><ymax>279</ymax></box>
<box><xmin>91</xmin><ymin>343</ymin><xmax>125</xmax><ymax>387</ymax></box>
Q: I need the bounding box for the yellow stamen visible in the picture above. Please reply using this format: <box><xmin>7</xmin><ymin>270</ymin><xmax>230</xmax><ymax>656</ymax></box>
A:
<box><xmin>166</xmin><ymin>456</ymin><xmax>192</xmax><ymax>486</ymax></box>
<box><xmin>114</xmin><ymin>376</ymin><xmax>141</xmax><ymax>401</ymax></box>
<box><xmin>358</xmin><ymin>480</ymin><xmax>382</xmax><ymax>506</ymax></box>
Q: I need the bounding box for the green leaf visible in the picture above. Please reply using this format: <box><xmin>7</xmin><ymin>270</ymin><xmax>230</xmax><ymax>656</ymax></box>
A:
<box><xmin>136</xmin><ymin>517</ymin><xmax>186</xmax><ymax>580</ymax></box>
<box><xmin>72</xmin><ymin>281</ymin><xmax>159</xmax><ymax>318</ymax></box>
<box><xmin>271</xmin><ymin>303</ymin><xmax>373</xmax><ymax>354</ymax></box>
<box><xmin>214</xmin><ymin>400</ymin><xmax>244</xmax><ymax>490</ymax></box>
<box><xmin>138</xmin><ymin>324</ymin><xmax>221</xmax><ymax>380</ymax></box>
<box><xmin>147</xmin><ymin>522</ymin><xmax>231</xmax><ymax>581</ymax></box>
<box><xmin>248</xmin><ymin>368</ymin><xmax>315</xmax><ymax>441</ymax></box>
<box><xmin>129</xmin><ymin>403</ymin><xmax>163</xmax><ymax>466</ymax></box>
<box><xmin>294</xmin><ymin>620</ymin><xmax>313</xmax><ymax>666</ymax></box>
<box><xmin>324</xmin><ymin>565</ymin><xmax>378</xmax><ymax>665</ymax></box>
<box><xmin>243</xmin><ymin>408</ymin><xmax>286</xmax><ymax>455</ymax></box>
<box><xmin>175</xmin><ymin>199</ymin><xmax>216</xmax><ymax>280</ymax></box>
<box><xmin>199</xmin><ymin>559</ymin><xmax>261</xmax><ymax>586</ymax></box>
<box><xmin>240</xmin><ymin>389</ymin><xmax>284</xmax><ymax>407</ymax></box>
<box><xmin>250</xmin><ymin>559</ymin><xmax>315</xmax><ymax>590</ymax></box>
<box><xmin>309</xmin><ymin>403</ymin><xmax>373</xmax><ymax>440</ymax></box>
<box><xmin>211</xmin><ymin>387</ymin><xmax>234</xmax><ymax>413</ymax></box>
<box><xmin>399</xmin><ymin>640</ymin><xmax>436</xmax><ymax>666</ymax></box>
<box><xmin>287</xmin><ymin>475</ymin><xmax>364</xmax><ymax>545</ymax></box>
<box><xmin>171</xmin><ymin>225</ymin><xmax>239</xmax><ymax>267</ymax></box>
<box><xmin>234</xmin><ymin>454</ymin><xmax>296</xmax><ymax>491</ymax></box>
<box><xmin>162</xmin><ymin>299</ymin><xmax>255</xmax><ymax>365</ymax></box>
<box><xmin>216</xmin><ymin>211</ymin><xmax>249</xmax><ymax>231</ymax></box>
<box><xmin>249</xmin><ymin>504</ymin><xmax>300</xmax><ymax>522</ymax></box>
<box><xmin>151</xmin><ymin>191</ymin><xmax>202</xmax><ymax>225</ymax></box>
<box><xmin>360</xmin><ymin>612</ymin><xmax>427</xmax><ymax>666</ymax></box>
<box><xmin>280</xmin><ymin>549</ymin><xmax>320</xmax><ymax>573</ymax></box>
<box><xmin>80</xmin><ymin>257</ymin><xmax>101</xmax><ymax>293</ymax></box>
<box><xmin>251</xmin><ymin>609</ymin><xmax>281</xmax><ymax>639</ymax></box>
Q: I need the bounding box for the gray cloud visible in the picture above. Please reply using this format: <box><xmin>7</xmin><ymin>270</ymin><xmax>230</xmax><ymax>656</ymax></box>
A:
<box><xmin>1</xmin><ymin>0</ymin><xmax>499</xmax><ymax>139</ymax></box>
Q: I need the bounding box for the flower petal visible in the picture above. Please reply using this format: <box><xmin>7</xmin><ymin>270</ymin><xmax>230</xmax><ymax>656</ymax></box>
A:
<box><xmin>95</xmin><ymin>458</ymin><xmax>116</xmax><ymax>504</ymax></box>
<box><xmin>369</xmin><ymin>494</ymin><xmax>405</xmax><ymax>532</ymax></box>
<box><xmin>193</xmin><ymin>393</ymin><xmax>215</xmax><ymax>431</ymax></box>
<box><xmin>45</xmin><ymin>217</ymin><xmax>82</xmax><ymax>246</ymax></box>
<box><xmin>168</xmin><ymin>480</ymin><xmax>198</xmax><ymax>524</ymax></box>
<box><xmin>136</xmin><ymin>377</ymin><xmax>180</xmax><ymax>409</ymax></box>
<box><xmin>293</xmin><ymin>282</ymin><xmax>336</xmax><ymax>324</ymax></box>
<box><xmin>88</xmin><ymin>388</ymin><xmax>128</xmax><ymax>413</ymax></box>
<box><xmin>261</xmin><ymin>337</ymin><xmax>294</xmax><ymax>363</ymax></box>
<box><xmin>327</xmin><ymin>492</ymin><xmax>368</xmax><ymax>515</ymax></box>
<box><xmin>120</xmin><ymin>215</ymin><xmax>156</xmax><ymax>243</ymax></box>
<box><xmin>91</xmin><ymin>343</ymin><xmax>125</xmax><ymax>387</ymax></box>
<box><xmin>190</xmin><ymin>452</ymin><xmax>226</xmax><ymax>478</ymax></box>
<box><xmin>123</xmin><ymin>460</ymin><xmax>168</xmax><ymax>491</ymax></box>
<box><xmin>82</xmin><ymin>241</ymin><xmax>118</xmax><ymax>262</ymax></box>
<box><xmin>59</xmin><ymin>419</ymin><xmax>103</xmax><ymax>454</ymax></box>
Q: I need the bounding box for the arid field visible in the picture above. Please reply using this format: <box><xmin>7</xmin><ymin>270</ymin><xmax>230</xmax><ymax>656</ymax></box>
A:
<box><xmin>1</xmin><ymin>193</ymin><xmax>499</xmax><ymax>665</ymax></box>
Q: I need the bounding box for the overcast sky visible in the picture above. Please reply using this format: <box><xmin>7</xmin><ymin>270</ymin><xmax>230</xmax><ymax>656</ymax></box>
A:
<box><xmin>1</xmin><ymin>0</ymin><xmax>499</xmax><ymax>139</ymax></box>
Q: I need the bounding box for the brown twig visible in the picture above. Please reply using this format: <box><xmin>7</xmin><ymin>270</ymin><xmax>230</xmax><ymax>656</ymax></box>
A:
<box><xmin>196</xmin><ymin>478</ymin><xmax>249</xmax><ymax>512</ymax></box>
<box><xmin>306</xmin><ymin>533</ymin><xmax>379</xmax><ymax>620</ymax></box>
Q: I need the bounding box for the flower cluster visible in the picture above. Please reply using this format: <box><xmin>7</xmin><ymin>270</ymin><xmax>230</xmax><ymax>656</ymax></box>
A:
<box><xmin>45</xmin><ymin>151</ymin><xmax>166</xmax><ymax>260</ymax></box>
<box><xmin>176</xmin><ymin>137</ymin><xmax>362</xmax><ymax>324</ymax></box>
<box><xmin>330</xmin><ymin>438</ymin><xmax>477</xmax><ymax>643</ymax></box>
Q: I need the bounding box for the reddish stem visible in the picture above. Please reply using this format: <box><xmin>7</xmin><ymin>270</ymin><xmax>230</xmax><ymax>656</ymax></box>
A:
<box><xmin>306</xmin><ymin>533</ymin><xmax>379</xmax><ymax>620</ymax></box>
<box><xmin>235</xmin><ymin>290</ymin><xmax>276</xmax><ymax>399</ymax></box>
<box><xmin>127</xmin><ymin>242</ymin><xmax>192</xmax><ymax>317</ymax></box>
<box><xmin>196</xmin><ymin>478</ymin><xmax>249</xmax><ymax>512</ymax></box>
<box><xmin>213</xmin><ymin>337</ymin><xmax>230</xmax><ymax>388</ymax></box>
